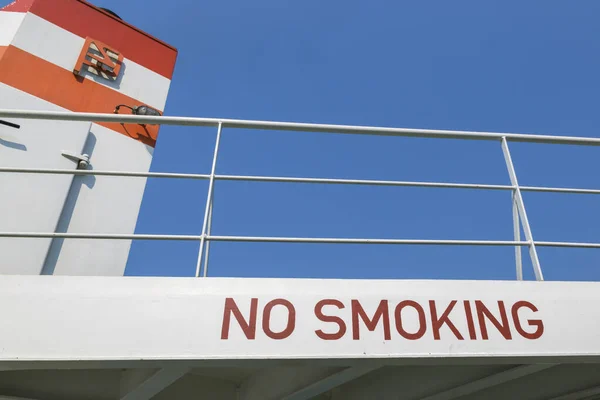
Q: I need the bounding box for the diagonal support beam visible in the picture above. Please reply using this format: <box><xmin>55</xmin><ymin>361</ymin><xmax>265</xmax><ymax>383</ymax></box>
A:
<box><xmin>501</xmin><ymin>137</ymin><xmax>544</xmax><ymax>281</ymax></box>
<box><xmin>0</xmin><ymin>396</ymin><xmax>42</xmax><ymax>400</ymax></box>
<box><xmin>120</xmin><ymin>367</ymin><xmax>190</xmax><ymax>400</ymax></box>
<box><xmin>418</xmin><ymin>364</ymin><xmax>557</xmax><ymax>400</ymax></box>
<box><xmin>281</xmin><ymin>364</ymin><xmax>381</xmax><ymax>400</ymax></box>
<box><xmin>548</xmin><ymin>384</ymin><xmax>600</xmax><ymax>400</ymax></box>
<box><xmin>512</xmin><ymin>191</ymin><xmax>523</xmax><ymax>280</ymax></box>
<box><xmin>195</xmin><ymin>122</ymin><xmax>223</xmax><ymax>278</ymax></box>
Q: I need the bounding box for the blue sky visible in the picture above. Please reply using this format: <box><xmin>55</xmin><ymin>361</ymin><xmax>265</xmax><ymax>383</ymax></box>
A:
<box><xmin>87</xmin><ymin>0</ymin><xmax>600</xmax><ymax>281</ymax></box>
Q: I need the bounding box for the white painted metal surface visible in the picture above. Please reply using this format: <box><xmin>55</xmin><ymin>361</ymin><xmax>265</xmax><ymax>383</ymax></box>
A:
<box><xmin>501</xmin><ymin>137</ymin><xmax>543</xmax><ymax>281</ymax></box>
<box><xmin>0</xmin><ymin>276</ymin><xmax>596</xmax><ymax>399</ymax></box>
<box><xmin>0</xmin><ymin>1</ymin><xmax>173</xmax><ymax>277</ymax></box>
<box><xmin>0</xmin><ymin>88</ymin><xmax>152</xmax><ymax>277</ymax></box>
<box><xmin>1</xmin><ymin>110</ymin><xmax>600</xmax><ymax>399</ymax></box>
<box><xmin>9</xmin><ymin>13</ymin><xmax>171</xmax><ymax>110</ymax></box>
<box><xmin>48</xmin><ymin>123</ymin><xmax>153</xmax><ymax>276</ymax></box>
<box><xmin>0</xmin><ymin>10</ymin><xmax>23</xmax><ymax>46</ymax></box>
<box><xmin>196</xmin><ymin>122</ymin><xmax>222</xmax><ymax>277</ymax></box>
<box><xmin>0</xmin><ymin>276</ymin><xmax>595</xmax><ymax>361</ymax></box>
<box><xmin>0</xmin><ymin>84</ymin><xmax>91</xmax><ymax>274</ymax></box>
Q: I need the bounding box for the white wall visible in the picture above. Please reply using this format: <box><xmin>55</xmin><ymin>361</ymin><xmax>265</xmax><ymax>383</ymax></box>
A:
<box><xmin>9</xmin><ymin>12</ymin><xmax>170</xmax><ymax>110</ymax></box>
<box><xmin>0</xmin><ymin>11</ymin><xmax>24</xmax><ymax>46</ymax></box>
<box><xmin>0</xmin><ymin>83</ymin><xmax>90</xmax><ymax>274</ymax></box>
<box><xmin>0</xmin><ymin>8</ymin><xmax>167</xmax><ymax>276</ymax></box>
<box><xmin>0</xmin><ymin>84</ymin><xmax>153</xmax><ymax>276</ymax></box>
<box><xmin>49</xmin><ymin>123</ymin><xmax>153</xmax><ymax>276</ymax></box>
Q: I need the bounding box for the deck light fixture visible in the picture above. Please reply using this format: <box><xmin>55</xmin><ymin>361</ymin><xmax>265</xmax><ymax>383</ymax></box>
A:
<box><xmin>113</xmin><ymin>104</ymin><xmax>162</xmax><ymax>126</ymax></box>
<box><xmin>114</xmin><ymin>104</ymin><xmax>162</xmax><ymax>117</ymax></box>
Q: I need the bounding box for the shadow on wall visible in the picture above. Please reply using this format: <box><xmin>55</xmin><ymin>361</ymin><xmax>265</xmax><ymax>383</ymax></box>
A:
<box><xmin>0</xmin><ymin>136</ymin><xmax>27</xmax><ymax>151</ymax></box>
<box><xmin>0</xmin><ymin>122</ymin><xmax>27</xmax><ymax>151</ymax></box>
<box><xmin>41</xmin><ymin>131</ymin><xmax>97</xmax><ymax>275</ymax></box>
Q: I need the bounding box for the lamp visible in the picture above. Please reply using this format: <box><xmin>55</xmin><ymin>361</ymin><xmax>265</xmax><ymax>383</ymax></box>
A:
<box><xmin>113</xmin><ymin>104</ymin><xmax>162</xmax><ymax>127</ymax></box>
<box><xmin>133</xmin><ymin>105</ymin><xmax>162</xmax><ymax>116</ymax></box>
<box><xmin>114</xmin><ymin>104</ymin><xmax>162</xmax><ymax>116</ymax></box>
<box><xmin>0</xmin><ymin>120</ymin><xmax>20</xmax><ymax>129</ymax></box>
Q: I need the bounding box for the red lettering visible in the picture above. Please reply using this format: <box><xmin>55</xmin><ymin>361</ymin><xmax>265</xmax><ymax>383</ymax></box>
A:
<box><xmin>430</xmin><ymin>300</ymin><xmax>464</xmax><ymax>340</ymax></box>
<box><xmin>221</xmin><ymin>298</ymin><xmax>258</xmax><ymax>340</ymax></box>
<box><xmin>394</xmin><ymin>300</ymin><xmax>426</xmax><ymax>340</ymax></box>
<box><xmin>476</xmin><ymin>301</ymin><xmax>512</xmax><ymax>340</ymax></box>
<box><xmin>464</xmin><ymin>300</ymin><xmax>477</xmax><ymax>340</ymax></box>
<box><xmin>315</xmin><ymin>299</ymin><xmax>347</xmax><ymax>340</ymax></box>
<box><xmin>352</xmin><ymin>300</ymin><xmax>391</xmax><ymax>340</ymax></box>
<box><xmin>512</xmin><ymin>301</ymin><xmax>544</xmax><ymax>339</ymax></box>
<box><xmin>262</xmin><ymin>299</ymin><xmax>296</xmax><ymax>340</ymax></box>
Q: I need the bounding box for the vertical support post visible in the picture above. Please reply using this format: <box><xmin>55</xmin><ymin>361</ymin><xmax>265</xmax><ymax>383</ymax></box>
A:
<box><xmin>512</xmin><ymin>190</ymin><xmax>523</xmax><ymax>280</ymax></box>
<box><xmin>203</xmin><ymin>192</ymin><xmax>214</xmax><ymax>277</ymax></box>
<box><xmin>501</xmin><ymin>137</ymin><xmax>543</xmax><ymax>281</ymax></box>
<box><xmin>195</xmin><ymin>122</ymin><xmax>223</xmax><ymax>278</ymax></box>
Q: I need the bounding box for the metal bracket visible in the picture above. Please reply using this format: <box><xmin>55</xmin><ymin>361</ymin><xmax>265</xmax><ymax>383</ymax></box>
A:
<box><xmin>61</xmin><ymin>150</ymin><xmax>90</xmax><ymax>170</ymax></box>
<box><xmin>0</xmin><ymin>119</ymin><xmax>20</xmax><ymax>129</ymax></box>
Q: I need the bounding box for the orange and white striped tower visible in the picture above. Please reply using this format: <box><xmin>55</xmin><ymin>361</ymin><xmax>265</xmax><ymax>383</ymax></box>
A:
<box><xmin>0</xmin><ymin>0</ymin><xmax>178</xmax><ymax>275</ymax></box>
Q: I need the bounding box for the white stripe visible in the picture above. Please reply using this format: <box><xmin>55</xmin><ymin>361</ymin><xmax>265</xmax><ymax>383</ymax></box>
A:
<box><xmin>9</xmin><ymin>13</ymin><xmax>170</xmax><ymax>110</ymax></box>
<box><xmin>0</xmin><ymin>11</ymin><xmax>25</xmax><ymax>47</ymax></box>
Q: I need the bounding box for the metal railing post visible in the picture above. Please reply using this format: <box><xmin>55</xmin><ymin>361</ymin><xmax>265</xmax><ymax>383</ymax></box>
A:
<box><xmin>5</xmin><ymin>109</ymin><xmax>600</xmax><ymax>275</ymax></box>
<box><xmin>512</xmin><ymin>191</ymin><xmax>523</xmax><ymax>280</ymax></box>
<box><xmin>501</xmin><ymin>137</ymin><xmax>543</xmax><ymax>281</ymax></box>
<box><xmin>203</xmin><ymin>192</ymin><xmax>214</xmax><ymax>277</ymax></box>
<box><xmin>195</xmin><ymin>122</ymin><xmax>223</xmax><ymax>278</ymax></box>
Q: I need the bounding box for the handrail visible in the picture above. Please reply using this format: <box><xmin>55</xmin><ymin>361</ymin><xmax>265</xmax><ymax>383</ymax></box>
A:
<box><xmin>0</xmin><ymin>232</ymin><xmax>599</xmax><ymax>249</ymax></box>
<box><xmin>2</xmin><ymin>168</ymin><xmax>600</xmax><ymax>195</ymax></box>
<box><xmin>2</xmin><ymin>109</ymin><xmax>600</xmax><ymax>280</ymax></box>
<box><xmin>2</xmin><ymin>109</ymin><xmax>600</xmax><ymax>145</ymax></box>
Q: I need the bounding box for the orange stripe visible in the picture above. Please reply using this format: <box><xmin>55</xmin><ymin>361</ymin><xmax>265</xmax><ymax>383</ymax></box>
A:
<box><xmin>0</xmin><ymin>45</ymin><xmax>159</xmax><ymax>147</ymax></box>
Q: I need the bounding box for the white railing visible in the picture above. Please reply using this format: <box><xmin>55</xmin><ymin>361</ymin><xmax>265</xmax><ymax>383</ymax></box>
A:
<box><xmin>3</xmin><ymin>109</ymin><xmax>600</xmax><ymax>280</ymax></box>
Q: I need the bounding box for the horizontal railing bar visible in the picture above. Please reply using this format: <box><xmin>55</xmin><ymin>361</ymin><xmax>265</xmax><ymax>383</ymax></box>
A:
<box><xmin>520</xmin><ymin>186</ymin><xmax>600</xmax><ymax>195</ymax></box>
<box><xmin>0</xmin><ymin>232</ymin><xmax>530</xmax><ymax>245</ymax></box>
<box><xmin>2</xmin><ymin>109</ymin><xmax>600</xmax><ymax>146</ymax></box>
<box><xmin>207</xmin><ymin>236</ymin><xmax>528</xmax><ymax>246</ymax></box>
<box><xmin>0</xmin><ymin>167</ymin><xmax>211</xmax><ymax>180</ymax></box>
<box><xmin>0</xmin><ymin>168</ymin><xmax>514</xmax><ymax>189</ymax></box>
<box><xmin>204</xmin><ymin>237</ymin><xmax>600</xmax><ymax>249</ymax></box>
<box><xmin>4</xmin><ymin>167</ymin><xmax>600</xmax><ymax>195</ymax></box>
<box><xmin>535</xmin><ymin>241</ymin><xmax>600</xmax><ymax>249</ymax></box>
<box><xmin>0</xmin><ymin>232</ymin><xmax>201</xmax><ymax>240</ymax></box>
<box><xmin>2</xmin><ymin>232</ymin><xmax>600</xmax><ymax>249</ymax></box>
<box><xmin>215</xmin><ymin>174</ymin><xmax>512</xmax><ymax>190</ymax></box>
